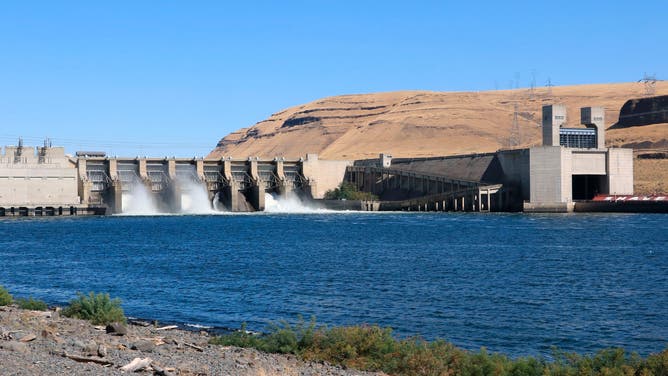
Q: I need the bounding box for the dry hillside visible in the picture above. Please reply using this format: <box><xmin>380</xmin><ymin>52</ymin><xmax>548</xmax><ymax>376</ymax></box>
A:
<box><xmin>208</xmin><ymin>81</ymin><xmax>668</xmax><ymax>194</ymax></box>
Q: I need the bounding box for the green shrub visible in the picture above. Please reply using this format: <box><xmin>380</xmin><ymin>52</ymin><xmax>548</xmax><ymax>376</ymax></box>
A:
<box><xmin>209</xmin><ymin>316</ymin><xmax>668</xmax><ymax>376</ymax></box>
<box><xmin>324</xmin><ymin>182</ymin><xmax>378</xmax><ymax>201</ymax></box>
<box><xmin>15</xmin><ymin>297</ymin><xmax>48</xmax><ymax>311</ymax></box>
<box><xmin>62</xmin><ymin>291</ymin><xmax>126</xmax><ymax>325</ymax></box>
<box><xmin>0</xmin><ymin>285</ymin><xmax>13</xmax><ymax>306</ymax></box>
<box><xmin>211</xmin><ymin>316</ymin><xmax>317</xmax><ymax>355</ymax></box>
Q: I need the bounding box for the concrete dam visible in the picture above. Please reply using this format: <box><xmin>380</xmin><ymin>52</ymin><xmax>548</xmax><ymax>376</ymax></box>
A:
<box><xmin>75</xmin><ymin>154</ymin><xmax>355</xmax><ymax>214</ymax></box>
<box><xmin>0</xmin><ymin>104</ymin><xmax>643</xmax><ymax>215</ymax></box>
<box><xmin>0</xmin><ymin>145</ymin><xmax>352</xmax><ymax>215</ymax></box>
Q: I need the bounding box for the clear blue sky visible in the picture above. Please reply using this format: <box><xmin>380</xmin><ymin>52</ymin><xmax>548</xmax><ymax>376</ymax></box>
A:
<box><xmin>0</xmin><ymin>1</ymin><xmax>665</xmax><ymax>157</ymax></box>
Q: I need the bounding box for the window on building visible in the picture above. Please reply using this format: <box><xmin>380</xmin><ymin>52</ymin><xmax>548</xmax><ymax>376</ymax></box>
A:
<box><xmin>559</xmin><ymin>128</ymin><xmax>596</xmax><ymax>148</ymax></box>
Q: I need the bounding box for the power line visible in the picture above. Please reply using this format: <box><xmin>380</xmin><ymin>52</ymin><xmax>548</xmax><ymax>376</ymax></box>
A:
<box><xmin>639</xmin><ymin>73</ymin><xmax>657</xmax><ymax>97</ymax></box>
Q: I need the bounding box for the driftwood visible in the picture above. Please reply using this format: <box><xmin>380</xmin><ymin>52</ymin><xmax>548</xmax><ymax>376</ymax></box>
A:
<box><xmin>152</xmin><ymin>362</ymin><xmax>176</xmax><ymax>376</ymax></box>
<box><xmin>155</xmin><ymin>325</ymin><xmax>178</xmax><ymax>331</ymax></box>
<box><xmin>63</xmin><ymin>352</ymin><xmax>114</xmax><ymax>366</ymax></box>
<box><xmin>120</xmin><ymin>357</ymin><xmax>153</xmax><ymax>372</ymax></box>
<box><xmin>184</xmin><ymin>342</ymin><xmax>204</xmax><ymax>352</ymax></box>
<box><xmin>19</xmin><ymin>333</ymin><xmax>37</xmax><ymax>342</ymax></box>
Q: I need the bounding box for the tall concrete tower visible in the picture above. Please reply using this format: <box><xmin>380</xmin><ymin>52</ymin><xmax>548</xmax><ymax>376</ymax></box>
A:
<box><xmin>580</xmin><ymin>107</ymin><xmax>605</xmax><ymax>149</ymax></box>
<box><xmin>542</xmin><ymin>104</ymin><xmax>567</xmax><ymax>146</ymax></box>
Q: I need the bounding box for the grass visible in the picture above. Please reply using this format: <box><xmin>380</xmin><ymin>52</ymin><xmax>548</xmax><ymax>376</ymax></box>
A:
<box><xmin>210</xmin><ymin>317</ymin><xmax>668</xmax><ymax>376</ymax></box>
<box><xmin>0</xmin><ymin>285</ymin><xmax>12</xmax><ymax>306</ymax></box>
<box><xmin>62</xmin><ymin>291</ymin><xmax>126</xmax><ymax>325</ymax></box>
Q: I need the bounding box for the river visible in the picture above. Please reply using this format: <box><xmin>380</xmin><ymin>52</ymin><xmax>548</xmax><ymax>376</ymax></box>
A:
<box><xmin>1</xmin><ymin>210</ymin><xmax>666</xmax><ymax>357</ymax></box>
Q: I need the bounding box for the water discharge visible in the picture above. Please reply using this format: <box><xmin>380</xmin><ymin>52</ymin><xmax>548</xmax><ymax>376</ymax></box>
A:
<box><xmin>121</xmin><ymin>182</ymin><xmax>160</xmax><ymax>215</ymax></box>
<box><xmin>178</xmin><ymin>179</ymin><xmax>217</xmax><ymax>214</ymax></box>
<box><xmin>264</xmin><ymin>192</ymin><xmax>327</xmax><ymax>213</ymax></box>
<box><xmin>121</xmin><ymin>183</ymin><xmax>325</xmax><ymax>215</ymax></box>
<box><xmin>120</xmin><ymin>179</ymin><xmax>218</xmax><ymax>215</ymax></box>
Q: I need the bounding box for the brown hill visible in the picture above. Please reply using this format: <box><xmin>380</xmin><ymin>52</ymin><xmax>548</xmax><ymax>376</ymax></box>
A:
<box><xmin>208</xmin><ymin>82</ymin><xmax>668</xmax><ymax>194</ymax></box>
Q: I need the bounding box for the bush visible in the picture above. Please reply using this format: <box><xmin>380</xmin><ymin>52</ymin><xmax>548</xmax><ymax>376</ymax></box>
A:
<box><xmin>324</xmin><ymin>182</ymin><xmax>378</xmax><ymax>201</ymax></box>
<box><xmin>209</xmin><ymin>316</ymin><xmax>668</xmax><ymax>376</ymax></box>
<box><xmin>16</xmin><ymin>297</ymin><xmax>48</xmax><ymax>311</ymax></box>
<box><xmin>62</xmin><ymin>292</ymin><xmax>126</xmax><ymax>325</ymax></box>
<box><xmin>211</xmin><ymin>316</ymin><xmax>317</xmax><ymax>355</ymax></box>
<box><xmin>0</xmin><ymin>285</ymin><xmax>13</xmax><ymax>306</ymax></box>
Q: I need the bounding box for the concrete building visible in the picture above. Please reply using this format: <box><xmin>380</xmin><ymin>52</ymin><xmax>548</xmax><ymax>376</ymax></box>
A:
<box><xmin>347</xmin><ymin>104</ymin><xmax>634</xmax><ymax>212</ymax></box>
<box><xmin>523</xmin><ymin>104</ymin><xmax>632</xmax><ymax>211</ymax></box>
<box><xmin>0</xmin><ymin>142</ymin><xmax>89</xmax><ymax>216</ymax></box>
<box><xmin>0</xmin><ymin>143</ymin><xmax>80</xmax><ymax>206</ymax></box>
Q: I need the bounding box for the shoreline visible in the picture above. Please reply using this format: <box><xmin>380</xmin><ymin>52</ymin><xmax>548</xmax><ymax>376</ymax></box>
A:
<box><xmin>0</xmin><ymin>304</ymin><xmax>381</xmax><ymax>376</ymax></box>
<box><xmin>2</xmin><ymin>297</ymin><xmax>668</xmax><ymax>376</ymax></box>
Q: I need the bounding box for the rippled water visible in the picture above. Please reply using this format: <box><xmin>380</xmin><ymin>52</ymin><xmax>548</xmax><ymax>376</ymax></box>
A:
<box><xmin>1</xmin><ymin>213</ymin><xmax>666</xmax><ymax>357</ymax></box>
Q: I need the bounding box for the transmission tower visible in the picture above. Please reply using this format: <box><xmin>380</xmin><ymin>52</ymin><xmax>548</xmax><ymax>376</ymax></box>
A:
<box><xmin>639</xmin><ymin>73</ymin><xmax>657</xmax><ymax>97</ymax></box>
<box><xmin>545</xmin><ymin>77</ymin><xmax>554</xmax><ymax>97</ymax></box>
<box><xmin>528</xmin><ymin>70</ymin><xmax>536</xmax><ymax>99</ymax></box>
<box><xmin>509</xmin><ymin>103</ymin><xmax>521</xmax><ymax>148</ymax></box>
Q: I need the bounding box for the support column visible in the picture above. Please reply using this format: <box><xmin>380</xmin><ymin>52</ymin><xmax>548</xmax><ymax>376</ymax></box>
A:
<box><xmin>250</xmin><ymin>185</ymin><xmax>265</xmax><ymax>211</ymax></box>
<box><xmin>474</xmin><ymin>188</ymin><xmax>482</xmax><ymax>212</ymax></box>
<box><xmin>106</xmin><ymin>180</ymin><xmax>123</xmax><ymax>214</ymax></box>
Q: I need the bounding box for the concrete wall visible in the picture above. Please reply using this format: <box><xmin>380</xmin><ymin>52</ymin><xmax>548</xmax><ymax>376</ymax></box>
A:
<box><xmin>0</xmin><ymin>146</ymin><xmax>80</xmax><ymax>206</ymax></box>
<box><xmin>529</xmin><ymin>146</ymin><xmax>568</xmax><ymax>204</ymax></box>
<box><xmin>301</xmin><ymin>154</ymin><xmax>353</xmax><ymax>198</ymax></box>
<box><xmin>497</xmin><ymin>149</ymin><xmax>530</xmax><ymax>201</ymax></box>
<box><xmin>560</xmin><ymin>149</ymin><xmax>572</xmax><ymax>203</ymax></box>
<box><xmin>580</xmin><ymin>106</ymin><xmax>605</xmax><ymax>149</ymax></box>
<box><xmin>542</xmin><ymin>104</ymin><xmax>567</xmax><ymax>147</ymax></box>
<box><xmin>607</xmin><ymin>148</ymin><xmax>634</xmax><ymax>195</ymax></box>
<box><xmin>571</xmin><ymin>151</ymin><xmax>606</xmax><ymax>175</ymax></box>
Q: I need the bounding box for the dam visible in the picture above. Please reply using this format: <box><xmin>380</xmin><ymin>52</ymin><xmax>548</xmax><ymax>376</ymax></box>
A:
<box><xmin>0</xmin><ymin>104</ymin><xmax>644</xmax><ymax>215</ymax></box>
<box><xmin>0</xmin><ymin>145</ymin><xmax>352</xmax><ymax>215</ymax></box>
<box><xmin>75</xmin><ymin>154</ymin><xmax>351</xmax><ymax>214</ymax></box>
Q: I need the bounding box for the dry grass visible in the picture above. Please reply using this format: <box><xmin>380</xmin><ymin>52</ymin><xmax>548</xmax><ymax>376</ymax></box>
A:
<box><xmin>208</xmin><ymin>81</ymin><xmax>668</xmax><ymax>192</ymax></box>
<box><xmin>634</xmin><ymin>158</ymin><xmax>668</xmax><ymax>195</ymax></box>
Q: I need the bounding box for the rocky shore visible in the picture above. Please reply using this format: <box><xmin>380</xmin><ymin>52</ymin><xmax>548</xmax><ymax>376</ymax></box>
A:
<box><xmin>0</xmin><ymin>305</ymin><xmax>384</xmax><ymax>376</ymax></box>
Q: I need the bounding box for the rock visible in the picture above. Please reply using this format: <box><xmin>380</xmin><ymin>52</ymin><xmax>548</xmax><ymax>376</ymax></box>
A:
<box><xmin>1</xmin><ymin>341</ymin><xmax>28</xmax><ymax>353</ymax></box>
<box><xmin>131</xmin><ymin>339</ymin><xmax>155</xmax><ymax>352</ymax></box>
<box><xmin>120</xmin><ymin>357</ymin><xmax>153</xmax><ymax>372</ymax></box>
<box><xmin>97</xmin><ymin>344</ymin><xmax>107</xmax><ymax>358</ymax></box>
<box><xmin>83</xmin><ymin>340</ymin><xmax>98</xmax><ymax>355</ymax></box>
<box><xmin>40</xmin><ymin>328</ymin><xmax>63</xmax><ymax>343</ymax></box>
<box><xmin>71</xmin><ymin>339</ymin><xmax>86</xmax><ymax>349</ymax></box>
<box><xmin>18</xmin><ymin>332</ymin><xmax>37</xmax><ymax>342</ymax></box>
<box><xmin>105</xmin><ymin>322</ymin><xmax>127</xmax><ymax>336</ymax></box>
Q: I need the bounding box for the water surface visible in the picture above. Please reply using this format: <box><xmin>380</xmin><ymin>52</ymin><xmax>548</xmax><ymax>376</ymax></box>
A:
<box><xmin>1</xmin><ymin>212</ymin><xmax>666</xmax><ymax>357</ymax></box>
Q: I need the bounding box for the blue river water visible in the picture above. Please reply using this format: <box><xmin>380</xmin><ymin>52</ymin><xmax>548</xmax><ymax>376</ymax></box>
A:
<box><xmin>1</xmin><ymin>212</ymin><xmax>666</xmax><ymax>357</ymax></box>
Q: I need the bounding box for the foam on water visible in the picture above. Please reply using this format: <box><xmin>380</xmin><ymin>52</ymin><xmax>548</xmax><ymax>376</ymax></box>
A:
<box><xmin>264</xmin><ymin>193</ymin><xmax>329</xmax><ymax>213</ymax></box>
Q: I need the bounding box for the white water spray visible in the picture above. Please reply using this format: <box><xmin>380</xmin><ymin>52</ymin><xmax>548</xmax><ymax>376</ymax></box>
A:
<box><xmin>264</xmin><ymin>193</ymin><xmax>327</xmax><ymax>213</ymax></box>
<box><xmin>179</xmin><ymin>179</ymin><xmax>217</xmax><ymax>214</ymax></box>
<box><xmin>122</xmin><ymin>182</ymin><xmax>160</xmax><ymax>215</ymax></box>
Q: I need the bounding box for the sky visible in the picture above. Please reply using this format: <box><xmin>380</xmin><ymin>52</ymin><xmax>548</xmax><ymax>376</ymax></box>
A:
<box><xmin>0</xmin><ymin>1</ymin><xmax>665</xmax><ymax>157</ymax></box>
